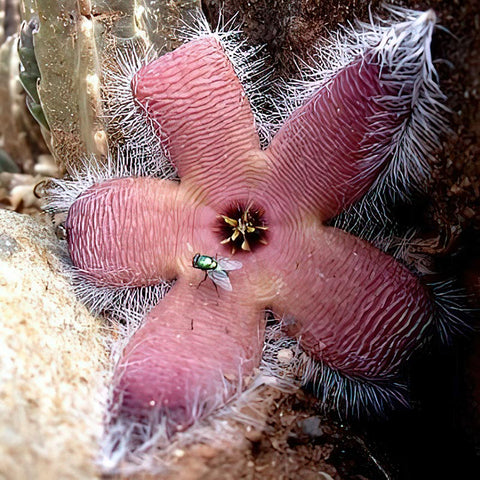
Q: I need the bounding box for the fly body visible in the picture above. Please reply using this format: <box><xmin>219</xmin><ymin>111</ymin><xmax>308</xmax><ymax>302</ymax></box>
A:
<box><xmin>192</xmin><ymin>253</ymin><xmax>242</xmax><ymax>291</ymax></box>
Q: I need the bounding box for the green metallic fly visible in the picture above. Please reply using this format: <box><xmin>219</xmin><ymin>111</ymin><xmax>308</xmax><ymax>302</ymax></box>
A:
<box><xmin>192</xmin><ymin>253</ymin><xmax>242</xmax><ymax>291</ymax></box>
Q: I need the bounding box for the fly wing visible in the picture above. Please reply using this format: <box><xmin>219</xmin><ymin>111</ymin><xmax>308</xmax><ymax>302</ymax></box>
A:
<box><xmin>208</xmin><ymin>269</ymin><xmax>233</xmax><ymax>291</ymax></box>
<box><xmin>217</xmin><ymin>258</ymin><xmax>243</xmax><ymax>271</ymax></box>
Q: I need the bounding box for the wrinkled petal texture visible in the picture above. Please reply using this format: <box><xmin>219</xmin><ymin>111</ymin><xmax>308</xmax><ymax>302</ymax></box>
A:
<box><xmin>66</xmin><ymin>177</ymin><xmax>219</xmax><ymax>286</ymax></box>
<box><xmin>114</xmin><ymin>276</ymin><xmax>265</xmax><ymax>432</ymax></box>
<box><xmin>134</xmin><ymin>37</ymin><xmax>264</xmax><ymax>207</ymax></box>
<box><xmin>265</xmin><ymin>57</ymin><xmax>399</xmax><ymax>221</ymax></box>
<box><xmin>257</xmin><ymin>222</ymin><xmax>432</xmax><ymax>379</ymax></box>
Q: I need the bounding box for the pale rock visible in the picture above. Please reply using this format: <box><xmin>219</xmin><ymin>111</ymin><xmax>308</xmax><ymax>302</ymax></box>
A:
<box><xmin>0</xmin><ymin>209</ymin><xmax>108</xmax><ymax>480</ymax></box>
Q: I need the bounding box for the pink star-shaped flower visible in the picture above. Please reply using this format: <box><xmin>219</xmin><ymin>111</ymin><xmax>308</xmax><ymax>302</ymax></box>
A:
<box><xmin>65</xmin><ymin>10</ymin><xmax>444</xmax><ymax>435</ymax></box>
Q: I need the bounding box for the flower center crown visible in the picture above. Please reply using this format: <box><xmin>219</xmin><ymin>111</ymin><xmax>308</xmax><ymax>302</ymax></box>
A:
<box><xmin>218</xmin><ymin>202</ymin><xmax>268</xmax><ymax>253</ymax></box>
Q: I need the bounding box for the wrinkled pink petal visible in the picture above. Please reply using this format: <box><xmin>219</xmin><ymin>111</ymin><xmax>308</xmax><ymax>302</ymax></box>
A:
<box><xmin>134</xmin><ymin>37</ymin><xmax>263</xmax><ymax>207</ymax></box>
<box><xmin>113</xmin><ymin>275</ymin><xmax>265</xmax><ymax>431</ymax></box>
<box><xmin>66</xmin><ymin>177</ymin><xmax>219</xmax><ymax>286</ymax></box>
<box><xmin>265</xmin><ymin>56</ymin><xmax>399</xmax><ymax>221</ymax></box>
<box><xmin>257</xmin><ymin>222</ymin><xmax>433</xmax><ymax>379</ymax></box>
<box><xmin>63</xmin><ymin>11</ymin><xmax>446</xmax><ymax>435</ymax></box>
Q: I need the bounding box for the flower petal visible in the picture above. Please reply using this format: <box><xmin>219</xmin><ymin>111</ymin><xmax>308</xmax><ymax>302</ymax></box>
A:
<box><xmin>111</xmin><ymin>275</ymin><xmax>264</xmax><ymax>434</ymax></box>
<box><xmin>66</xmin><ymin>177</ymin><xmax>218</xmax><ymax>286</ymax></box>
<box><xmin>265</xmin><ymin>8</ymin><xmax>443</xmax><ymax>222</ymax></box>
<box><xmin>262</xmin><ymin>224</ymin><xmax>433</xmax><ymax>381</ymax></box>
<box><xmin>265</xmin><ymin>57</ymin><xmax>398</xmax><ymax>221</ymax></box>
<box><xmin>133</xmin><ymin>37</ymin><xmax>262</xmax><ymax>206</ymax></box>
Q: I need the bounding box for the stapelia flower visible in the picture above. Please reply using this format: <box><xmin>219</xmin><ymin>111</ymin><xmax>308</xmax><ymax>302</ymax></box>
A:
<box><xmin>60</xmin><ymin>8</ymin><xmax>447</xmax><ymax>445</ymax></box>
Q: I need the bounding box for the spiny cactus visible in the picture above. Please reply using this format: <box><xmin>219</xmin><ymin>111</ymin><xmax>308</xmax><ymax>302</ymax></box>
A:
<box><xmin>19</xmin><ymin>0</ymin><xmax>200</xmax><ymax>173</ymax></box>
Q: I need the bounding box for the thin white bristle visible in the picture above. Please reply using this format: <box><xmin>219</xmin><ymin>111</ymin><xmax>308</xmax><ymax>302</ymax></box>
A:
<box><xmin>45</xmin><ymin>144</ymin><xmax>174</xmax><ymax>216</ymax></box>
<box><xmin>99</xmin><ymin>316</ymin><xmax>415</xmax><ymax>473</ymax></box>
<box><xmin>98</xmin><ymin>318</ymin><xmax>304</xmax><ymax>474</ymax></box>
<box><xmin>300</xmin><ymin>354</ymin><xmax>409</xmax><ymax>418</ymax></box>
<box><xmin>429</xmin><ymin>279</ymin><xmax>473</xmax><ymax>343</ymax></box>
<box><xmin>102</xmin><ymin>41</ymin><xmax>176</xmax><ymax>180</ymax></box>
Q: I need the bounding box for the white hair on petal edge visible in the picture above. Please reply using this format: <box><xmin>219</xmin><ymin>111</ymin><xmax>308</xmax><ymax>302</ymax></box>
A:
<box><xmin>45</xmin><ymin>147</ymin><xmax>175</xmax><ymax>215</ymax></box>
<box><xmin>366</xmin><ymin>227</ymin><xmax>436</xmax><ymax>274</ymax></box>
<box><xmin>263</xmin><ymin>323</ymin><xmax>410</xmax><ymax>419</ymax></box>
<box><xmin>102</xmin><ymin>41</ymin><xmax>176</xmax><ymax>180</ymax></box>
<box><xmin>44</xmin><ymin>148</ymin><xmax>173</xmax><ymax>358</ymax></box>
<box><xmin>331</xmin><ymin>206</ymin><xmax>435</xmax><ymax>275</ymax></box>
<box><xmin>429</xmin><ymin>279</ymin><xmax>473</xmax><ymax>344</ymax></box>
<box><xmin>46</xmin><ymin>151</ymin><xmax>175</xmax><ymax>339</ymax></box>
<box><xmin>329</xmin><ymin>218</ymin><xmax>472</xmax><ymax>343</ymax></box>
<box><xmin>98</xmin><ymin>319</ymin><xmax>304</xmax><ymax>474</ymax></box>
<box><xmin>279</xmin><ymin>6</ymin><xmax>447</xmax><ymax>204</ymax></box>
<box><xmin>178</xmin><ymin>10</ymin><xmax>275</xmax><ymax>147</ymax></box>
<box><xmin>41</xmin><ymin>6</ymin><xmax>455</xmax><ymax>473</ymax></box>
<box><xmin>301</xmin><ymin>358</ymin><xmax>409</xmax><ymax>419</ymax></box>
<box><xmin>68</xmin><ymin>266</ymin><xmax>171</xmax><ymax>327</ymax></box>
<box><xmin>102</xmin><ymin>10</ymin><xmax>275</xmax><ymax>156</ymax></box>
<box><xmin>319</xmin><ymin>8</ymin><xmax>468</xmax><ymax>346</ymax></box>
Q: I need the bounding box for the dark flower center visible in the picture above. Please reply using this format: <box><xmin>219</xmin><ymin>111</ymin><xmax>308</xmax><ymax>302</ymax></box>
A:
<box><xmin>217</xmin><ymin>202</ymin><xmax>268</xmax><ymax>254</ymax></box>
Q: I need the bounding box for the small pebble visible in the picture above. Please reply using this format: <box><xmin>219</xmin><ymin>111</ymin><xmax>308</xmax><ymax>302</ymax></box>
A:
<box><xmin>194</xmin><ymin>445</ymin><xmax>217</xmax><ymax>459</ymax></box>
<box><xmin>173</xmin><ymin>448</ymin><xmax>185</xmax><ymax>458</ymax></box>
<box><xmin>298</xmin><ymin>416</ymin><xmax>324</xmax><ymax>439</ymax></box>
<box><xmin>245</xmin><ymin>426</ymin><xmax>263</xmax><ymax>442</ymax></box>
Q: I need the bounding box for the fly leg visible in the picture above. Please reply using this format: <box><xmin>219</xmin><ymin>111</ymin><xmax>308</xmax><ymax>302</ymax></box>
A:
<box><xmin>196</xmin><ymin>271</ymin><xmax>209</xmax><ymax>289</ymax></box>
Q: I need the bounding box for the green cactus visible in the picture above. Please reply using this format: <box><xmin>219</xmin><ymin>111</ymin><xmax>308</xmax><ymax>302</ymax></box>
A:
<box><xmin>18</xmin><ymin>18</ymin><xmax>48</xmax><ymax>130</ymax></box>
<box><xmin>0</xmin><ymin>11</ymin><xmax>47</xmax><ymax>174</ymax></box>
<box><xmin>19</xmin><ymin>0</ymin><xmax>201</xmax><ymax>173</ymax></box>
<box><xmin>0</xmin><ymin>0</ymin><xmax>21</xmax><ymax>44</ymax></box>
